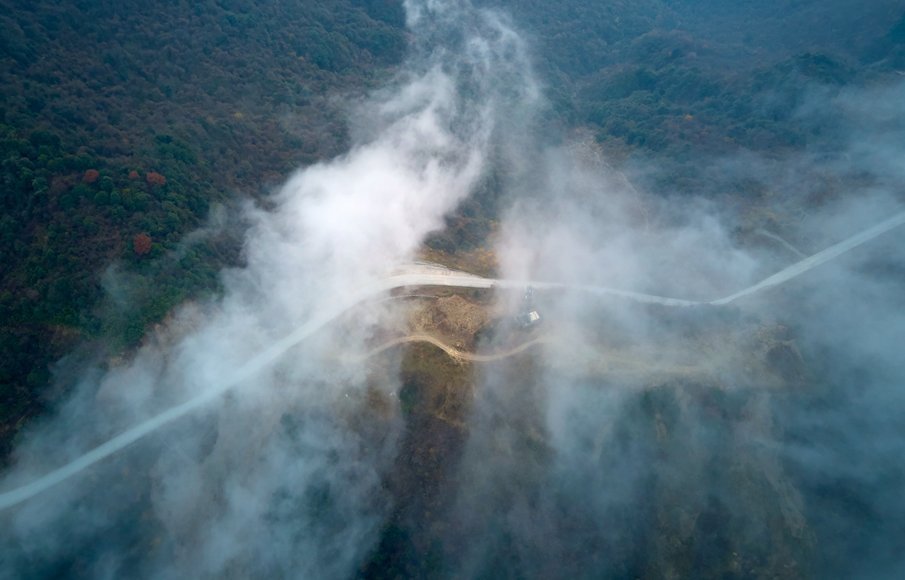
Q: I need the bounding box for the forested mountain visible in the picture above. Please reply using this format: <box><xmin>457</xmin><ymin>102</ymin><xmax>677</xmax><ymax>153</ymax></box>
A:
<box><xmin>3</xmin><ymin>0</ymin><xmax>904</xmax><ymax>463</ymax></box>
<box><xmin>2</xmin><ymin>1</ymin><xmax>905</xmax><ymax>578</ymax></box>
<box><xmin>0</xmin><ymin>0</ymin><xmax>409</xmax><ymax>454</ymax></box>
<box><xmin>486</xmin><ymin>0</ymin><xmax>904</xmax><ymax>157</ymax></box>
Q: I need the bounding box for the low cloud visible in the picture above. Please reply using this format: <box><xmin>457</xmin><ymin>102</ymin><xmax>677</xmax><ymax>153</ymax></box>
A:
<box><xmin>3</xmin><ymin>2</ymin><xmax>904</xmax><ymax>578</ymax></box>
<box><xmin>0</xmin><ymin>1</ymin><xmax>539</xmax><ymax>577</ymax></box>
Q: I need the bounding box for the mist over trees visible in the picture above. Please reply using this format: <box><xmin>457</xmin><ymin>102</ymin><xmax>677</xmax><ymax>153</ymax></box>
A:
<box><xmin>0</xmin><ymin>0</ymin><xmax>408</xmax><ymax>452</ymax></box>
<box><xmin>2</xmin><ymin>0</ymin><xmax>905</xmax><ymax>577</ymax></box>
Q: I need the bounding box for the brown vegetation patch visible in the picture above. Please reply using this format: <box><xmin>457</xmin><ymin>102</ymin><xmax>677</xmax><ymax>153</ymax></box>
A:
<box><xmin>410</xmin><ymin>294</ymin><xmax>490</xmax><ymax>351</ymax></box>
<box><xmin>418</xmin><ymin>245</ymin><xmax>499</xmax><ymax>278</ymax></box>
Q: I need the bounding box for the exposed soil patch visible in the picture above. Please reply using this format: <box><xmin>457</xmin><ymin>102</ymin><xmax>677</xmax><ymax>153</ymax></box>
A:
<box><xmin>410</xmin><ymin>294</ymin><xmax>490</xmax><ymax>351</ymax></box>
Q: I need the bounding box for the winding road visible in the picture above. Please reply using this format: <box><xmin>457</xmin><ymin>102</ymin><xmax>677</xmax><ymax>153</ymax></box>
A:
<box><xmin>1</xmin><ymin>210</ymin><xmax>904</xmax><ymax>510</ymax></box>
<box><xmin>349</xmin><ymin>334</ymin><xmax>701</xmax><ymax>382</ymax></box>
<box><xmin>347</xmin><ymin>333</ymin><xmax>549</xmax><ymax>363</ymax></box>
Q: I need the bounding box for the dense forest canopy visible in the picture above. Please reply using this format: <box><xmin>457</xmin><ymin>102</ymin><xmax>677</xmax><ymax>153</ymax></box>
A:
<box><xmin>1</xmin><ymin>0</ymin><xmax>905</xmax><ymax>577</ymax></box>
<box><xmin>2</xmin><ymin>0</ymin><xmax>903</xmax><ymax>470</ymax></box>
<box><xmin>1</xmin><ymin>0</ymin><xmax>408</xmax><ymax>449</ymax></box>
<box><xmin>2</xmin><ymin>0</ymin><xmax>904</xmax><ymax>468</ymax></box>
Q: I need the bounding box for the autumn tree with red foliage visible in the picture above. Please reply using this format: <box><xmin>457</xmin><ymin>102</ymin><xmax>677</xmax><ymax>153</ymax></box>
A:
<box><xmin>133</xmin><ymin>233</ymin><xmax>152</xmax><ymax>256</ymax></box>
<box><xmin>83</xmin><ymin>169</ymin><xmax>100</xmax><ymax>183</ymax></box>
<box><xmin>128</xmin><ymin>170</ymin><xmax>140</xmax><ymax>180</ymax></box>
<box><xmin>146</xmin><ymin>171</ymin><xmax>167</xmax><ymax>186</ymax></box>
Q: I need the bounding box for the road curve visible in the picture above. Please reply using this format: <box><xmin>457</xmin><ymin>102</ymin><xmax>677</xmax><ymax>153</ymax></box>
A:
<box><xmin>349</xmin><ymin>334</ymin><xmax>700</xmax><ymax>380</ymax></box>
<box><xmin>387</xmin><ymin>210</ymin><xmax>905</xmax><ymax>307</ymax></box>
<box><xmin>756</xmin><ymin>229</ymin><xmax>807</xmax><ymax>259</ymax></box>
<box><xmin>347</xmin><ymin>334</ymin><xmax>548</xmax><ymax>363</ymax></box>
<box><xmin>2</xmin><ymin>209</ymin><xmax>904</xmax><ymax>510</ymax></box>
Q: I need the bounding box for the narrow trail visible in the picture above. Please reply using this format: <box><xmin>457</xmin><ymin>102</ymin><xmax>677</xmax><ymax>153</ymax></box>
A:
<box><xmin>2</xmin><ymin>210</ymin><xmax>904</xmax><ymax>511</ymax></box>
<box><xmin>347</xmin><ymin>334</ymin><xmax>549</xmax><ymax>363</ymax></box>
<box><xmin>711</xmin><ymin>211</ymin><xmax>905</xmax><ymax>305</ymax></box>
<box><xmin>349</xmin><ymin>333</ymin><xmax>700</xmax><ymax>380</ymax></box>
<box><xmin>756</xmin><ymin>228</ymin><xmax>808</xmax><ymax>259</ymax></box>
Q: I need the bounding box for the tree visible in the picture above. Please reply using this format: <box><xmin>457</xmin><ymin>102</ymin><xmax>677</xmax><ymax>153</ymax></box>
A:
<box><xmin>146</xmin><ymin>171</ymin><xmax>166</xmax><ymax>186</ymax></box>
<box><xmin>133</xmin><ymin>232</ymin><xmax>152</xmax><ymax>256</ymax></box>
